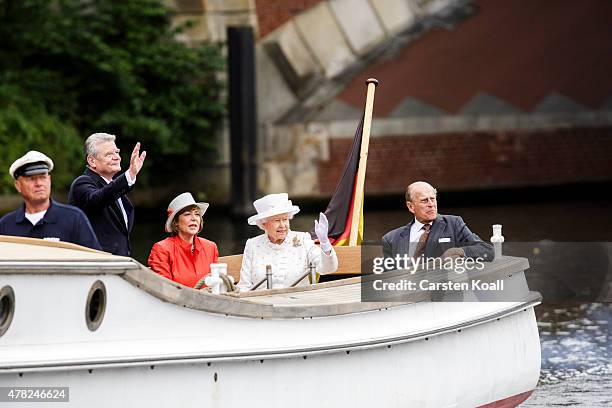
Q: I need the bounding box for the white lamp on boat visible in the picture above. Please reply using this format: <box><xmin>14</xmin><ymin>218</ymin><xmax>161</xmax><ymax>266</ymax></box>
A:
<box><xmin>491</xmin><ymin>224</ymin><xmax>504</xmax><ymax>260</ymax></box>
<box><xmin>205</xmin><ymin>263</ymin><xmax>229</xmax><ymax>294</ymax></box>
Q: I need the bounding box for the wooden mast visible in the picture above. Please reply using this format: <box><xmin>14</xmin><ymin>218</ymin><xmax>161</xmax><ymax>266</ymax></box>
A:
<box><xmin>348</xmin><ymin>78</ymin><xmax>378</xmax><ymax>246</ymax></box>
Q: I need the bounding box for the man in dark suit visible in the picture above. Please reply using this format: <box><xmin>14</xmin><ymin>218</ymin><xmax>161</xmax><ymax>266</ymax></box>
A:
<box><xmin>382</xmin><ymin>181</ymin><xmax>493</xmax><ymax>261</ymax></box>
<box><xmin>68</xmin><ymin>133</ymin><xmax>147</xmax><ymax>256</ymax></box>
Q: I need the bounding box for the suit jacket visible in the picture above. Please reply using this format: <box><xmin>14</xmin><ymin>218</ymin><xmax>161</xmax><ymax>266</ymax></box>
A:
<box><xmin>382</xmin><ymin>214</ymin><xmax>493</xmax><ymax>261</ymax></box>
<box><xmin>68</xmin><ymin>168</ymin><xmax>135</xmax><ymax>256</ymax></box>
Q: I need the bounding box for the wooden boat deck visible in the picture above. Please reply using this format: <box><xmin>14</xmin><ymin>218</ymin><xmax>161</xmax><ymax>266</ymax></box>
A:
<box><xmin>236</xmin><ymin>281</ymin><xmax>363</xmax><ymax>306</ymax></box>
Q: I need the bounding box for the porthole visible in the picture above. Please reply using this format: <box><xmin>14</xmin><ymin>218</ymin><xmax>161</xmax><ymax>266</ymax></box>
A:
<box><xmin>0</xmin><ymin>286</ymin><xmax>15</xmax><ymax>337</ymax></box>
<box><xmin>85</xmin><ymin>280</ymin><xmax>106</xmax><ymax>331</ymax></box>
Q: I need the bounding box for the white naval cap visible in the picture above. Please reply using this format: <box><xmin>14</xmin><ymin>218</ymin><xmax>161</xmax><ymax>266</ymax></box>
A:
<box><xmin>9</xmin><ymin>150</ymin><xmax>54</xmax><ymax>179</ymax></box>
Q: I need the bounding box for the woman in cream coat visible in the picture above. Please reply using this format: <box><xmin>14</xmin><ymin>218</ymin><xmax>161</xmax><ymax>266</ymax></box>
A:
<box><xmin>237</xmin><ymin>193</ymin><xmax>338</xmax><ymax>291</ymax></box>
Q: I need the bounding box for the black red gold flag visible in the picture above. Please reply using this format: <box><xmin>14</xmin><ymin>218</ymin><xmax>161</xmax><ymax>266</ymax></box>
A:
<box><xmin>319</xmin><ymin>114</ymin><xmax>364</xmax><ymax>246</ymax></box>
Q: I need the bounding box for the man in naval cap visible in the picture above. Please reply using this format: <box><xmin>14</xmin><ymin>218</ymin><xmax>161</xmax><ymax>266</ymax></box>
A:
<box><xmin>0</xmin><ymin>150</ymin><xmax>101</xmax><ymax>250</ymax></box>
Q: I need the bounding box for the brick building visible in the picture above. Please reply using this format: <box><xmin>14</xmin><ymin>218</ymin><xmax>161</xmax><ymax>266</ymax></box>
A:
<box><xmin>168</xmin><ymin>0</ymin><xmax>612</xmax><ymax>199</ymax></box>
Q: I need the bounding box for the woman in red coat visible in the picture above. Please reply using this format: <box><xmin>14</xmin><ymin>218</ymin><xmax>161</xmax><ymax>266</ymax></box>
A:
<box><xmin>148</xmin><ymin>192</ymin><xmax>219</xmax><ymax>288</ymax></box>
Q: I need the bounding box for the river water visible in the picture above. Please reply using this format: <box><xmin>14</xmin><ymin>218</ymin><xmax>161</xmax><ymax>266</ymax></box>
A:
<box><xmin>523</xmin><ymin>303</ymin><xmax>611</xmax><ymax>407</ymax></box>
<box><xmin>131</xmin><ymin>197</ymin><xmax>611</xmax><ymax>406</ymax></box>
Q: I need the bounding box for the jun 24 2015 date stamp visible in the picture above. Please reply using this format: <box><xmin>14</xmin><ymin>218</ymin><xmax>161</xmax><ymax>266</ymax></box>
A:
<box><xmin>0</xmin><ymin>387</ymin><xmax>69</xmax><ymax>402</ymax></box>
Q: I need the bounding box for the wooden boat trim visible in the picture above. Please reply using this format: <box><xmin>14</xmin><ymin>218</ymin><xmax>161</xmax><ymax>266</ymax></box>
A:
<box><xmin>0</xmin><ymin>235</ymin><xmax>106</xmax><ymax>254</ymax></box>
<box><xmin>121</xmin><ymin>265</ymin><xmax>413</xmax><ymax>318</ymax></box>
<box><xmin>121</xmin><ymin>255</ymin><xmax>531</xmax><ymax>318</ymax></box>
<box><xmin>0</xmin><ymin>261</ymin><xmax>137</xmax><ymax>274</ymax></box>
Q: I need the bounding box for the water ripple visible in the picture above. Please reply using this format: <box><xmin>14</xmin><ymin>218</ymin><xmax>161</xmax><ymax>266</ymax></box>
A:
<box><xmin>521</xmin><ymin>303</ymin><xmax>610</xmax><ymax>407</ymax></box>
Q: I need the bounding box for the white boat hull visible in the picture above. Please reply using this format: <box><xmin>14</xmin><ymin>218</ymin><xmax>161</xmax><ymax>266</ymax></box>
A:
<box><xmin>2</xmin><ymin>309</ymin><xmax>539</xmax><ymax>408</ymax></box>
<box><xmin>0</xmin><ymin>238</ymin><xmax>541</xmax><ymax>407</ymax></box>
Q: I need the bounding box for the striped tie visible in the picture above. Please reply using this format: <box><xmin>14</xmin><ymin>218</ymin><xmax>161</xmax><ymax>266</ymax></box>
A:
<box><xmin>413</xmin><ymin>223</ymin><xmax>431</xmax><ymax>258</ymax></box>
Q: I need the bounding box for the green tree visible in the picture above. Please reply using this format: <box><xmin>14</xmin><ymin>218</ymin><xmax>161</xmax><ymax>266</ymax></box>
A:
<box><xmin>0</xmin><ymin>0</ymin><xmax>225</xmax><ymax>192</ymax></box>
<box><xmin>0</xmin><ymin>85</ymin><xmax>83</xmax><ymax>194</ymax></box>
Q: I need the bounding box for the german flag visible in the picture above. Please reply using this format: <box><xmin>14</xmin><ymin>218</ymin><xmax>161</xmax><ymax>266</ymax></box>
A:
<box><xmin>320</xmin><ymin>115</ymin><xmax>364</xmax><ymax>246</ymax></box>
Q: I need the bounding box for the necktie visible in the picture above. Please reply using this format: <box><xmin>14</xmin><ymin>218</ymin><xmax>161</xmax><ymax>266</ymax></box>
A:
<box><xmin>413</xmin><ymin>223</ymin><xmax>431</xmax><ymax>258</ymax></box>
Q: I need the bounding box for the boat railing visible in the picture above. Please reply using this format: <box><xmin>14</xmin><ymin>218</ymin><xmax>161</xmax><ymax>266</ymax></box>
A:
<box><xmin>251</xmin><ymin>275</ymin><xmax>268</xmax><ymax>290</ymax></box>
<box><xmin>288</xmin><ymin>263</ymin><xmax>317</xmax><ymax>288</ymax></box>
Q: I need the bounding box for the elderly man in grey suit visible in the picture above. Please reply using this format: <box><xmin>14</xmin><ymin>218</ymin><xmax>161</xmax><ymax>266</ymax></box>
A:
<box><xmin>382</xmin><ymin>181</ymin><xmax>493</xmax><ymax>261</ymax></box>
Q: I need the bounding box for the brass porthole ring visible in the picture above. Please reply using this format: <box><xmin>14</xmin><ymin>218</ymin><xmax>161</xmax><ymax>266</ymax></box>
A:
<box><xmin>86</xmin><ymin>280</ymin><xmax>107</xmax><ymax>331</ymax></box>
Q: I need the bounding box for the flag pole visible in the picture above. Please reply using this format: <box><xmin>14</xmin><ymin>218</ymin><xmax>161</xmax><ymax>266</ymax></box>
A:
<box><xmin>349</xmin><ymin>78</ymin><xmax>378</xmax><ymax>246</ymax></box>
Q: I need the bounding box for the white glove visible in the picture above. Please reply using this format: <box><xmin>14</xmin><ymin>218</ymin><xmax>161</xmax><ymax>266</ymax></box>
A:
<box><xmin>314</xmin><ymin>213</ymin><xmax>332</xmax><ymax>253</ymax></box>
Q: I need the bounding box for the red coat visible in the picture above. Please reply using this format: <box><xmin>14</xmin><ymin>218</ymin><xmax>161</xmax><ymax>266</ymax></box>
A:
<box><xmin>148</xmin><ymin>235</ymin><xmax>219</xmax><ymax>288</ymax></box>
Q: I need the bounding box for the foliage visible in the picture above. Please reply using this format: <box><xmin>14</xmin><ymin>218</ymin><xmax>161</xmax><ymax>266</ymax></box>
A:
<box><xmin>0</xmin><ymin>85</ymin><xmax>83</xmax><ymax>194</ymax></box>
<box><xmin>0</xmin><ymin>0</ymin><xmax>225</xmax><ymax>192</ymax></box>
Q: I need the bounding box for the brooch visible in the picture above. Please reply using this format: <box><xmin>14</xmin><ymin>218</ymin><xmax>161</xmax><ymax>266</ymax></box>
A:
<box><xmin>292</xmin><ymin>236</ymin><xmax>302</xmax><ymax>247</ymax></box>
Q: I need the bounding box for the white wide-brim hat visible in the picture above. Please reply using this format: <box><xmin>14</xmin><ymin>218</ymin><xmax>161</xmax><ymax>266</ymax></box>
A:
<box><xmin>247</xmin><ymin>193</ymin><xmax>300</xmax><ymax>225</ymax></box>
<box><xmin>165</xmin><ymin>192</ymin><xmax>209</xmax><ymax>233</ymax></box>
<box><xmin>9</xmin><ymin>150</ymin><xmax>54</xmax><ymax>179</ymax></box>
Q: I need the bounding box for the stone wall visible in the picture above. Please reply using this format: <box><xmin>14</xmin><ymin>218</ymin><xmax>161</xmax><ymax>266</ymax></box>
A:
<box><xmin>256</xmin><ymin>0</ymin><xmax>462</xmax><ymax>122</ymax></box>
<box><xmin>166</xmin><ymin>0</ymin><xmax>258</xmax><ymax>43</ymax></box>
<box><xmin>161</xmin><ymin>0</ymin><xmax>612</xmax><ymax>201</ymax></box>
<box><xmin>319</xmin><ymin>126</ymin><xmax>612</xmax><ymax>195</ymax></box>
<box><xmin>255</xmin><ymin>0</ymin><xmax>323</xmax><ymax>37</ymax></box>
<box><xmin>255</xmin><ymin>0</ymin><xmax>612</xmax><ymax>198</ymax></box>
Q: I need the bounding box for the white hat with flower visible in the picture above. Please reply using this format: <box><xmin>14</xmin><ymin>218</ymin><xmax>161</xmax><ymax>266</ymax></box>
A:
<box><xmin>247</xmin><ymin>193</ymin><xmax>300</xmax><ymax>226</ymax></box>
